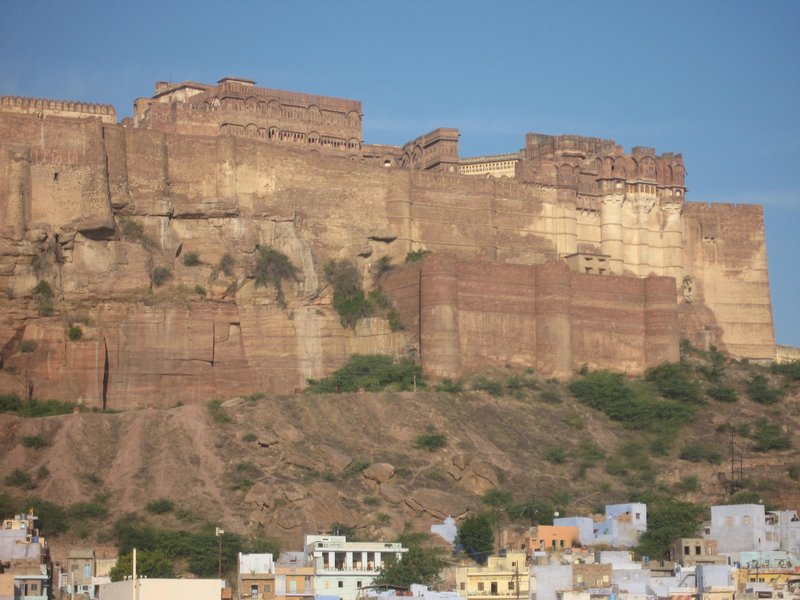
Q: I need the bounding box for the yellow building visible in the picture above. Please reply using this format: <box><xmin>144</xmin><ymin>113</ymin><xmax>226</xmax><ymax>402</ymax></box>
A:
<box><xmin>456</xmin><ymin>551</ymin><xmax>528</xmax><ymax>600</ymax></box>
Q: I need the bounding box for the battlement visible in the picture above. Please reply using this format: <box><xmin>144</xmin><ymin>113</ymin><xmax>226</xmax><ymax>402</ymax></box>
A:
<box><xmin>686</xmin><ymin>201</ymin><xmax>764</xmax><ymax>214</ymax></box>
<box><xmin>526</xmin><ymin>133</ymin><xmax>617</xmax><ymax>158</ymax></box>
<box><xmin>0</xmin><ymin>95</ymin><xmax>116</xmax><ymax>123</ymax></box>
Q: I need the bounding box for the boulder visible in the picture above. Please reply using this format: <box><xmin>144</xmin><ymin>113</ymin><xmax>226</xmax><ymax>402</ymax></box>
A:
<box><xmin>363</xmin><ymin>462</ymin><xmax>394</xmax><ymax>484</ymax></box>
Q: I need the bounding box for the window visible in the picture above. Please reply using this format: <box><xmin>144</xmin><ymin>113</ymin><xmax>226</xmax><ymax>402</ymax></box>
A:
<box><xmin>743</xmin><ymin>516</ymin><xmax>751</xmax><ymax>525</ymax></box>
<box><xmin>695</xmin><ymin>546</ymin><xmax>701</xmax><ymax>555</ymax></box>
<box><xmin>478</xmin><ymin>582</ymin><xmax>485</xmax><ymax>591</ymax></box>
<box><xmin>265</xmin><ymin>583</ymin><xmax>271</xmax><ymax>592</ymax></box>
<box><xmin>251</xmin><ymin>585</ymin><xmax>259</xmax><ymax>597</ymax></box>
<box><xmin>508</xmin><ymin>582</ymin><xmax>515</xmax><ymax>590</ymax></box>
<box><xmin>460</xmin><ymin>583</ymin><xmax>466</xmax><ymax>590</ymax></box>
<box><xmin>725</xmin><ymin>516</ymin><xmax>733</xmax><ymax>526</ymax></box>
<box><xmin>338</xmin><ymin>581</ymin><xmax>344</xmax><ymax>588</ymax></box>
<box><xmin>357</xmin><ymin>581</ymin><xmax>362</xmax><ymax>588</ymax></box>
<box><xmin>576</xmin><ymin>575</ymin><xmax>584</xmax><ymax>584</ymax></box>
<box><xmin>684</xmin><ymin>546</ymin><xmax>690</xmax><ymax>555</ymax></box>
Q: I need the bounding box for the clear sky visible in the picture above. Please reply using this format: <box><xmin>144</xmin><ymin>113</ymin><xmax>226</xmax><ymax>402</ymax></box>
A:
<box><xmin>2</xmin><ymin>1</ymin><xmax>799</xmax><ymax>347</ymax></box>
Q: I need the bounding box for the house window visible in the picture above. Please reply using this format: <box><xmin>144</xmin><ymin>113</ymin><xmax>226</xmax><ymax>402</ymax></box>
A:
<box><xmin>684</xmin><ymin>546</ymin><xmax>690</xmax><ymax>555</ymax></box>
<box><xmin>576</xmin><ymin>575</ymin><xmax>584</xmax><ymax>584</ymax></box>
<box><xmin>265</xmin><ymin>583</ymin><xmax>271</xmax><ymax>592</ymax></box>
<box><xmin>251</xmin><ymin>584</ymin><xmax>259</xmax><ymax>597</ymax></box>
<box><xmin>743</xmin><ymin>516</ymin><xmax>751</xmax><ymax>525</ymax></box>
<box><xmin>635</xmin><ymin>513</ymin><xmax>641</xmax><ymax>520</ymax></box>
<box><xmin>338</xmin><ymin>581</ymin><xmax>344</xmax><ymax>588</ymax></box>
<box><xmin>508</xmin><ymin>582</ymin><xmax>515</xmax><ymax>590</ymax></box>
<box><xmin>478</xmin><ymin>582</ymin><xmax>485</xmax><ymax>591</ymax></box>
<box><xmin>357</xmin><ymin>581</ymin><xmax>362</xmax><ymax>588</ymax></box>
<box><xmin>725</xmin><ymin>516</ymin><xmax>733</xmax><ymax>526</ymax></box>
<box><xmin>460</xmin><ymin>583</ymin><xmax>466</xmax><ymax>590</ymax></box>
<box><xmin>695</xmin><ymin>546</ymin><xmax>701</xmax><ymax>555</ymax></box>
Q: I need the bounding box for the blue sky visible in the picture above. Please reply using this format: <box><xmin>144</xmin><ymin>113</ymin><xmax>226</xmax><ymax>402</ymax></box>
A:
<box><xmin>2</xmin><ymin>1</ymin><xmax>798</xmax><ymax>347</ymax></box>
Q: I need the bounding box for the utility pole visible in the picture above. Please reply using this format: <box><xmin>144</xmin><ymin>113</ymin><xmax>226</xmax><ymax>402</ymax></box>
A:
<box><xmin>216</xmin><ymin>527</ymin><xmax>225</xmax><ymax>579</ymax></box>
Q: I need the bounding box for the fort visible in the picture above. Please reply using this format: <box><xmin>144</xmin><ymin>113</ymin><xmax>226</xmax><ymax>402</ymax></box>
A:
<box><xmin>0</xmin><ymin>77</ymin><xmax>775</xmax><ymax>408</ymax></box>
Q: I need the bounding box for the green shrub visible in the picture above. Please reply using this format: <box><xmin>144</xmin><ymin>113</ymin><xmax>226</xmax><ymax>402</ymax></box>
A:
<box><xmin>345</xmin><ymin>460</ymin><xmax>370</xmax><ymax>476</ymax></box>
<box><xmin>306</xmin><ymin>354</ymin><xmax>423</xmax><ymax>393</ymax></box>
<box><xmin>751</xmin><ymin>419</ymin><xmax>791</xmax><ymax>452</ymax></box>
<box><xmin>0</xmin><ymin>394</ymin><xmax>75</xmax><ymax>417</ymax></box>
<box><xmin>21</xmin><ymin>435</ymin><xmax>50</xmax><ymax>449</ymax></box>
<box><xmin>32</xmin><ymin>280</ymin><xmax>54</xmax><ymax>315</ymax></box>
<box><xmin>146</xmin><ymin>498</ymin><xmax>175</xmax><ymax>515</ymax></box>
<box><xmin>544</xmin><ymin>446</ymin><xmax>567</xmax><ymax>465</ymax></box>
<box><xmin>374</xmin><ymin>256</ymin><xmax>394</xmax><ymax>275</ymax></box>
<box><xmin>565</xmin><ymin>412</ymin><xmax>584</xmax><ymax>430</ymax></box>
<box><xmin>118</xmin><ymin>217</ymin><xmax>155</xmax><ymax>249</ymax></box>
<box><xmin>570</xmin><ymin>370</ymin><xmax>694</xmax><ymax>431</ymax></box>
<box><xmin>254</xmin><ymin>247</ymin><xmax>299</xmax><ymax>308</ymax></box>
<box><xmin>387</xmin><ymin>310</ymin><xmax>404</xmax><ymax>331</ymax></box>
<box><xmin>645</xmin><ymin>362</ymin><xmax>702</xmax><ymax>403</ymax></box>
<box><xmin>676</xmin><ymin>474</ymin><xmax>700</xmax><ymax>493</ymax></box>
<box><xmin>472</xmin><ymin>376</ymin><xmax>503</xmax><ymax>397</ymax></box>
<box><xmin>183</xmin><ymin>252</ymin><xmax>200</xmax><ymax>266</ymax></box>
<box><xmin>242</xmin><ymin>432</ymin><xmax>257</xmax><ymax>443</ymax></box>
<box><xmin>363</xmin><ymin>496</ymin><xmax>380</xmax><ymax>506</ymax></box>
<box><xmin>788</xmin><ymin>464</ymin><xmax>800</xmax><ymax>481</ymax></box>
<box><xmin>539</xmin><ymin>388</ymin><xmax>561</xmax><ymax>404</ymax></box>
<box><xmin>435</xmin><ymin>378</ymin><xmax>463</xmax><ymax>393</ymax></box>
<box><xmin>414</xmin><ymin>431</ymin><xmax>447</xmax><ymax>452</ymax></box>
<box><xmin>771</xmin><ymin>360</ymin><xmax>800</xmax><ymax>381</ymax></box>
<box><xmin>679</xmin><ymin>443</ymin><xmax>722</xmax><ymax>464</ymax></box>
<box><xmin>37</xmin><ymin>465</ymin><xmax>50</xmax><ymax>480</ymax></box>
<box><xmin>150</xmin><ymin>266</ymin><xmax>172</xmax><ymax>287</ymax></box>
<box><xmin>578</xmin><ymin>440</ymin><xmax>605</xmax><ymax>466</ymax></box>
<box><xmin>5</xmin><ymin>469</ymin><xmax>35</xmax><ymax>490</ymax></box>
<box><xmin>33</xmin><ymin>280</ymin><xmax>53</xmax><ymax>297</ymax></box>
<box><xmin>68</xmin><ymin>325</ymin><xmax>83</xmax><ymax>341</ymax></box>
<box><xmin>405</xmin><ymin>249</ymin><xmax>431</xmax><ymax>263</ymax></box>
<box><xmin>219</xmin><ymin>253</ymin><xmax>236</xmax><ymax>277</ymax></box>
<box><xmin>194</xmin><ymin>285</ymin><xmax>206</xmax><ymax>297</ymax></box>
<box><xmin>20</xmin><ymin>340</ymin><xmax>36</xmax><ymax>353</ymax></box>
<box><xmin>707</xmin><ymin>384</ymin><xmax>737</xmax><ymax>402</ymax></box>
<box><xmin>207</xmin><ymin>400</ymin><xmax>230</xmax><ymax>424</ymax></box>
<box><xmin>747</xmin><ymin>375</ymin><xmax>782</xmax><ymax>405</ymax></box>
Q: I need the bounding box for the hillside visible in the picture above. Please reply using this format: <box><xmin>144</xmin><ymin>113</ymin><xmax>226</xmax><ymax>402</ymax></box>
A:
<box><xmin>1</xmin><ymin>352</ymin><xmax>799</xmax><ymax>560</ymax></box>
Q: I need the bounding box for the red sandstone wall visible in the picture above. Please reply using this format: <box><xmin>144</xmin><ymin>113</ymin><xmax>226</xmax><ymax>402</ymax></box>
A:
<box><xmin>683</xmin><ymin>202</ymin><xmax>774</xmax><ymax>360</ymax></box>
<box><xmin>386</xmin><ymin>257</ymin><xmax>680</xmax><ymax>380</ymax></box>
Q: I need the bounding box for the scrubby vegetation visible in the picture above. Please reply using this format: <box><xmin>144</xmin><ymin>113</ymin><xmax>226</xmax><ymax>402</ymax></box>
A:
<box><xmin>182</xmin><ymin>251</ymin><xmax>200</xmax><ymax>266</ymax></box>
<box><xmin>405</xmin><ymin>249</ymin><xmax>431</xmax><ymax>263</ymax></box>
<box><xmin>68</xmin><ymin>325</ymin><xmax>83</xmax><ymax>341</ymax></box>
<box><xmin>306</xmin><ymin>354</ymin><xmax>422</xmax><ymax>393</ymax></box>
<box><xmin>253</xmin><ymin>247</ymin><xmax>299</xmax><ymax>308</ymax></box>
<box><xmin>413</xmin><ymin>430</ymin><xmax>447</xmax><ymax>452</ymax></box>
<box><xmin>0</xmin><ymin>393</ymin><xmax>75</xmax><ymax>417</ymax></box>
<box><xmin>150</xmin><ymin>266</ymin><xmax>172</xmax><ymax>287</ymax></box>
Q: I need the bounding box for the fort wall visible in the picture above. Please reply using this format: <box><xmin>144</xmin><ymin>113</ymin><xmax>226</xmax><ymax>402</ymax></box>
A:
<box><xmin>0</xmin><ymin>81</ymin><xmax>777</xmax><ymax>405</ymax></box>
<box><xmin>384</xmin><ymin>256</ymin><xmax>679</xmax><ymax>379</ymax></box>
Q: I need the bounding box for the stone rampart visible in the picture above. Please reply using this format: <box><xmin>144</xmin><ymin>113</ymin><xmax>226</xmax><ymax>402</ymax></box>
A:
<box><xmin>384</xmin><ymin>256</ymin><xmax>679</xmax><ymax>379</ymax></box>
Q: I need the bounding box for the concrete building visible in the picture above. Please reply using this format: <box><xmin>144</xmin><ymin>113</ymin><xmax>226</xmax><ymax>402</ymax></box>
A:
<box><xmin>275</xmin><ymin>551</ymin><xmax>314</xmax><ymax>600</ymax></box>
<box><xmin>99</xmin><ymin>577</ymin><xmax>224</xmax><ymax>600</ymax></box>
<box><xmin>708</xmin><ymin>504</ymin><xmax>800</xmax><ymax>559</ymax></box>
<box><xmin>0</xmin><ymin>512</ymin><xmax>50</xmax><ymax>600</ymax></box>
<box><xmin>304</xmin><ymin>535</ymin><xmax>407</xmax><ymax>600</ymax></box>
<box><xmin>672</xmin><ymin>539</ymin><xmax>727</xmax><ymax>567</ymax></box>
<box><xmin>239</xmin><ymin>553</ymin><xmax>275</xmax><ymax>600</ymax></box>
<box><xmin>455</xmin><ymin>551</ymin><xmax>527</xmax><ymax>600</ymax></box>
<box><xmin>527</xmin><ymin>526</ymin><xmax>580</xmax><ymax>555</ymax></box>
<box><xmin>553</xmin><ymin>504</ymin><xmax>647</xmax><ymax>549</ymax></box>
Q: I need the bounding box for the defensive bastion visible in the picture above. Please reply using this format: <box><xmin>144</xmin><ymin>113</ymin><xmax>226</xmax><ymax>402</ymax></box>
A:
<box><xmin>0</xmin><ymin>77</ymin><xmax>775</xmax><ymax>408</ymax></box>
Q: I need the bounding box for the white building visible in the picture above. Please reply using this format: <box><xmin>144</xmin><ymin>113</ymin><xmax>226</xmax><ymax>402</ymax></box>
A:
<box><xmin>554</xmin><ymin>503</ymin><xmax>647</xmax><ymax>548</ymax></box>
<box><xmin>98</xmin><ymin>578</ymin><xmax>224</xmax><ymax>600</ymax></box>
<box><xmin>304</xmin><ymin>535</ymin><xmax>407</xmax><ymax>600</ymax></box>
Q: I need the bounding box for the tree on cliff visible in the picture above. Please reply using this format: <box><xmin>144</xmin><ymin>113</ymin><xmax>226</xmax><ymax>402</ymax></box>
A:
<box><xmin>254</xmin><ymin>247</ymin><xmax>299</xmax><ymax>308</ymax></box>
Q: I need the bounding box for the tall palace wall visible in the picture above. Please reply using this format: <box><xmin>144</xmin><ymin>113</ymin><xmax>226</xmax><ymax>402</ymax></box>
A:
<box><xmin>0</xmin><ymin>77</ymin><xmax>775</xmax><ymax>407</ymax></box>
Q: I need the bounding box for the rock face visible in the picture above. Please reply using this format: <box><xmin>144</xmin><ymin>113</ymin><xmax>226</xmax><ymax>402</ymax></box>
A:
<box><xmin>0</xmin><ymin>78</ymin><xmax>776</xmax><ymax>406</ymax></box>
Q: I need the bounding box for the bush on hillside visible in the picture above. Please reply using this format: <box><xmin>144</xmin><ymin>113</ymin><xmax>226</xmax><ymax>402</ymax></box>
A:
<box><xmin>306</xmin><ymin>354</ymin><xmax>423</xmax><ymax>393</ymax></box>
<box><xmin>747</xmin><ymin>375</ymin><xmax>782</xmax><ymax>405</ymax></box>
<box><xmin>645</xmin><ymin>362</ymin><xmax>702</xmax><ymax>403</ymax></box>
<box><xmin>254</xmin><ymin>247</ymin><xmax>299</xmax><ymax>308</ymax></box>
<box><xmin>569</xmin><ymin>370</ymin><xmax>694</xmax><ymax>431</ymax></box>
